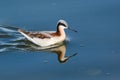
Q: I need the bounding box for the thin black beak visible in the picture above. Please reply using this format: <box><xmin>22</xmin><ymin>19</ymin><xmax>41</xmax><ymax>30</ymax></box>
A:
<box><xmin>68</xmin><ymin>27</ymin><xmax>77</xmax><ymax>32</ymax></box>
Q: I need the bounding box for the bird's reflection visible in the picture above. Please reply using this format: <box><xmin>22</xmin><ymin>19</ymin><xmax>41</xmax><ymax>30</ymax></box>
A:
<box><xmin>47</xmin><ymin>44</ymin><xmax>77</xmax><ymax>63</ymax></box>
<box><xmin>22</xmin><ymin>41</ymin><xmax>77</xmax><ymax>63</ymax></box>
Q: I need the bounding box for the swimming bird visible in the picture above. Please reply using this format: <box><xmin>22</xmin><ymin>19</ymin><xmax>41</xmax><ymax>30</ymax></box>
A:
<box><xmin>18</xmin><ymin>20</ymin><xmax>76</xmax><ymax>47</ymax></box>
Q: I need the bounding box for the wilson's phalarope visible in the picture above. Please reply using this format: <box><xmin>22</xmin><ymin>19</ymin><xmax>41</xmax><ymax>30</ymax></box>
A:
<box><xmin>18</xmin><ymin>20</ymin><xmax>76</xmax><ymax>47</ymax></box>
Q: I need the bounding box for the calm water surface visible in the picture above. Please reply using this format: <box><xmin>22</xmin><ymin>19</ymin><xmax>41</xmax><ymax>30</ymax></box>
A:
<box><xmin>0</xmin><ymin>0</ymin><xmax>120</xmax><ymax>80</ymax></box>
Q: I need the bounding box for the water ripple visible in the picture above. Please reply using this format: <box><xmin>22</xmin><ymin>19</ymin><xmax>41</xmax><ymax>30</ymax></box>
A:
<box><xmin>0</xmin><ymin>48</ymin><xmax>7</xmax><ymax>53</ymax></box>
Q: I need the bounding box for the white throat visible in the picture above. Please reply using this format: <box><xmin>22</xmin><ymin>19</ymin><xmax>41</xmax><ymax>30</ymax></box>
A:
<box><xmin>59</xmin><ymin>25</ymin><xmax>67</xmax><ymax>29</ymax></box>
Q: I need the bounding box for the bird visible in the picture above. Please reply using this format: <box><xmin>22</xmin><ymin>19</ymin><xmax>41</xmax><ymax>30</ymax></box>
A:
<box><xmin>18</xmin><ymin>20</ymin><xmax>77</xmax><ymax>47</ymax></box>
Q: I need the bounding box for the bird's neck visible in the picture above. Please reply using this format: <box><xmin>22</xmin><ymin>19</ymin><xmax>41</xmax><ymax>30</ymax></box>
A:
<box><xmin>57</xmin><ymin>26</ymin><xmax>66</xmax><ymax>37</ymax></box>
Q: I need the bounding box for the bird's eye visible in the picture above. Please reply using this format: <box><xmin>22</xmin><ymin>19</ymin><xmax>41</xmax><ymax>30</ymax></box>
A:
<box><xmin>60</xmin><ymin>23</ymin><xmax>67</xmax><ymax>27</ymax></box>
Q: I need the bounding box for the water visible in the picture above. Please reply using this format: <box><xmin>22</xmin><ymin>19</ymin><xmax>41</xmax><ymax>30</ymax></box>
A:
<box><xmin>0</xmin><ymin>0</ymin><xmax>120</xmax><ymax>80</ymax></box>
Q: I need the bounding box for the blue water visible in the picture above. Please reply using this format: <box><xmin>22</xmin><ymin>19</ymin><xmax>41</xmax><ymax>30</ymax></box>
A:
<box><xmin>0</xmin><ymin>0</ymin><xmax>120</xmax><ymax>80</ymax></box>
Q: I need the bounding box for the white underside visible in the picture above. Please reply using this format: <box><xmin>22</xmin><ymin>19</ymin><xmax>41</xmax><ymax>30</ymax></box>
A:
<box><xmin>19</xmin><ymin>31</ymin><xmax>65</xmax><ymax>47</ymax></box>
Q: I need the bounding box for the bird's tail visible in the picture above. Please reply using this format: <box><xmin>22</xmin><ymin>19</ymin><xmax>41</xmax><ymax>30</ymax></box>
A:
<box><xmin>18</xmin><ymin>28</ymin><xmax>26</xmax><ymax>33</ymax></box>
